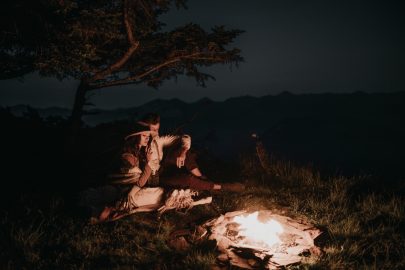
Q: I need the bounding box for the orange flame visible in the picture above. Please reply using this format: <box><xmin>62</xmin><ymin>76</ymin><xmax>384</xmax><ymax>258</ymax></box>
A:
<box><xmin>233</xmin><ymin>211</ymin><xmax>284</xmax><ymax>247</ymax></box>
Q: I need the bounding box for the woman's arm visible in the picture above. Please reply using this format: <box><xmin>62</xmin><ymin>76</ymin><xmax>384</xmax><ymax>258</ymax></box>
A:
<box><xmin>137</xmin><ymin>164</ymin><xmax>152</xmax><ymax>187</ymax></box>
<box><xmin>136</xmin><ymin>146</ymin><xmax>155</xmax><ymax>187</ymax></box>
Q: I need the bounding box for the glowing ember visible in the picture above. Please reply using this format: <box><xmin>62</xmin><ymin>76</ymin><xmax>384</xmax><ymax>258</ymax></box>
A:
<box><xmin>233</xmin><ymin>211</ymin><xmax>284</xmax><ymax>247</ymax></box>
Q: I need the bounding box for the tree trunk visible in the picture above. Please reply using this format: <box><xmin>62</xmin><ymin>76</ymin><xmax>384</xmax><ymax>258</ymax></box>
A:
<box><xmin>62</xmin><ymin>80</ymin><xmax>89</xmax><ymax>189</ymax></box>
<box><xmin>69</xmin><ymin>79</ymin><xmax>89</xmax><ymax>146</ymax></box>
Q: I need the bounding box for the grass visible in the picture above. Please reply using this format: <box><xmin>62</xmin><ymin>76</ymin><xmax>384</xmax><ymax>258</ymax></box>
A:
<box><xmin>1</xmin><ymin>154</ymin><xmax>405</xmax><ymax>269</ymax></box>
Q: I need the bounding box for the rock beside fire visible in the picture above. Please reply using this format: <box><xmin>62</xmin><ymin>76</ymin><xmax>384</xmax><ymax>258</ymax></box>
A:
<box><xmin>202</xmin><ymin>210</ymin><xmax>323</xmax><ymax>269</ymax></box>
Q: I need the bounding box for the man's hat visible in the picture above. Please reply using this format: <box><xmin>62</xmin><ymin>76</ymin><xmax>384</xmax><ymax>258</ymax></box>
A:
<box><xmin>125</xmin><ymin>122</ymin><xmax>153</xmax><ymax>140</ymax></box>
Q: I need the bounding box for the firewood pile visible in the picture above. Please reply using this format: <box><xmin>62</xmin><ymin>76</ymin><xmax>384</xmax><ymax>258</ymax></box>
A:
<box><xmin>202</xmin><ymin>210</ymin><xmax>323</xmax><ymax>269</ymax></box>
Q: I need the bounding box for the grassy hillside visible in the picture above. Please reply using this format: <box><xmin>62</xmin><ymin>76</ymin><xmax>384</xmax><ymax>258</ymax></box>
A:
<box><xmin>1</xmin><ymin>94</ymin><xmax>404</xmax><ymax>269</ymax></box>
<box><xmin>1</xmin><ymin>151</ymin><xmax>404</xmax><ymax>269</ymax></box>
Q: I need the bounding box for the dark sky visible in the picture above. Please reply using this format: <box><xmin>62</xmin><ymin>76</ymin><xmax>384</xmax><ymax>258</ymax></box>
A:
<box><xmin>1</xmin><ymin>0</ymin><xmax>404</xmax><ymax>109</ymax></box>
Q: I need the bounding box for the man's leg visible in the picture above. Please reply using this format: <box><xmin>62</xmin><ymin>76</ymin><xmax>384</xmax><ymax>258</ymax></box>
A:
<box><xmin>184</xmin><ymin>150</ymin><xmax>203</xmax><ymax>176</ymax></box>
<box><xmin>160</xmin><ymin>173</ymin><xmax>216</xmax><ymax>191</ymax></box>
<box><xmin>160</xmin><ymin>148</ymin><xmax>244</xmax><ymax>192</ymax></box>
<box><xmin>190</xmin><ymin>168</ymin><xmax>202</xmax><ymax>177</ymax></box>
<box><xmin>163</xmin><ymin>148</ymin><xmax>203</xmax><ymax>176</ymax></box>
<box><xmin>160</xmin><ymin>174</ymin><xmax>244</xmax><ymax>192</ymax></box>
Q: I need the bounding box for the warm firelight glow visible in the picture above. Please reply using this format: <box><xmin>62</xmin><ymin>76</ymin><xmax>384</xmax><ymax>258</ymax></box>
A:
<box><xmin>233</xmin><ymin>212</ymin><xmax>284</xmax><ymax>247</ymax></box>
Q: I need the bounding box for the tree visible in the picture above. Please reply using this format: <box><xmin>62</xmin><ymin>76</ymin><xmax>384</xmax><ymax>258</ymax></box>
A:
<box><xmin>0</xmin><ymin>0</ymin><xmax>243</xmax><ymax>139</ymax></box>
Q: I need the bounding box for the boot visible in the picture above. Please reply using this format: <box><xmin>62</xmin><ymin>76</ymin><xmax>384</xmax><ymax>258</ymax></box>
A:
<box><xmin>221</xmin><ymin>182</ymin><xmax>245</xmax><ymax>192</ymax></box>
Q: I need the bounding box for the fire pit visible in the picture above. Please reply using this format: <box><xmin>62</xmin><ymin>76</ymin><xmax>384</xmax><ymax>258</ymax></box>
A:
<box><xmin>202</xmin><ymin>210</ymin><xmax>323</xmax><ymax>269</ymax></box>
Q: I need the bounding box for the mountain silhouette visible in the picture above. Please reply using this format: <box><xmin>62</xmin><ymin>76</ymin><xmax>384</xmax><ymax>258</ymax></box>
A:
<box><xmin>5</xmin><ymin>91</ymin><xmax>405</xmax><ymax>178</ymax></box>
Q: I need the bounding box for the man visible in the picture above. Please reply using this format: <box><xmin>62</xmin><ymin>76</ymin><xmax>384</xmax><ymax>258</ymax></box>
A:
<box><xmin>139</xmin><ymin>113</ymin><xmax>201</xmax><ymax>176</ymax></box>
<box><xmin>139</xmin><ymin>113</ymin><xmax>245</xmax><ymax>192</ymax></box>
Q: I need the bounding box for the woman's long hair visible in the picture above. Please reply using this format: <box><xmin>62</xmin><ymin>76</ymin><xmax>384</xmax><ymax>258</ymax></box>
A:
<box><xmin>122</xmin><ymin>134</ymin><xmax>147</xmax><ymax>168</ymax></box>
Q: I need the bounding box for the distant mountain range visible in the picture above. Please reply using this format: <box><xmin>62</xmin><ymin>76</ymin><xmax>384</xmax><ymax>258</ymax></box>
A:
<box><xmin>5</xmin><ymin>91</ymin><xmax>405</xmax><ymax>177</ymax></box>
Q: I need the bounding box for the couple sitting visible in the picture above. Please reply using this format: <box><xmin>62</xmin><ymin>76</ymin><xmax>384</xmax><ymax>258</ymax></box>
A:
<box><xmin>112</xmin><ymin>113</ymin><xmax>244</xmax><ymax>191</ymax></box>
<box><xmin>81</xmin><ymin>113</ymin><xmax>244</xmax><ymax>222</ymax></box>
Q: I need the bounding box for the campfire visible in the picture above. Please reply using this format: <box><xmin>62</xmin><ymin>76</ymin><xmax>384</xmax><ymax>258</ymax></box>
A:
<box><xmin>202</xmin><ymin>210</ymin><xmax>323</xmax><ymax>269</ymax></box>
<box><xmin>233</xmin><ymin>212</ymin><xmax>284</xmax><ymax>248</ymax></box>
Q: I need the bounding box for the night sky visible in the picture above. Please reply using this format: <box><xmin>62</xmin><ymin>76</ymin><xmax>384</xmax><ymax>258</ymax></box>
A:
<box><xmin>1</xmin><ymin>0</ymin><xmax>404</xmax><ymax>109</ymax></box>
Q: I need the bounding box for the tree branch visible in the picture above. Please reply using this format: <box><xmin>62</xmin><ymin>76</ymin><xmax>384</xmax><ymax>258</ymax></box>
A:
<box><xmin>123</xmin><ymin>0</ymin><xmax>136</xmax><ymax>45</ymax></box>
<box><xmin>87</xmin><ymin>51</ymin><xmax>224</xmax><ymax>90</ymax></box>
<box><xmin>90</xmin><ymin>0</ymin><xmax>139</xmax><ymax>82</ymax></box>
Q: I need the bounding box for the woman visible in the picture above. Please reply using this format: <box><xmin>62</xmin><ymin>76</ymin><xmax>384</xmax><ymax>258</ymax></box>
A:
<box><xmin>79</xmin><ymin>122</ymin><xmax>163</xmax><ymax>222</ymax></box>
<box><xmin>109</xmin><ymin>122</ymin><xmax>156</xmax><ymax>187</ymax></box>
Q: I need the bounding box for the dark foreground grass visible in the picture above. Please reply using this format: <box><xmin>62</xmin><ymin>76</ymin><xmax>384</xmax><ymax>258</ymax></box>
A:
<box><xmin>1</xmin><ymin>156</ymin><xmax>405</xmax><ymax>269</ymax></box>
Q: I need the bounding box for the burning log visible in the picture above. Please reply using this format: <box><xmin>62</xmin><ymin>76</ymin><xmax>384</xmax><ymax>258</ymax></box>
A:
<box><xmin>202</xmin><ymin>210</ymin><xmax>323</xmax><ymax>269</ymax></box>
